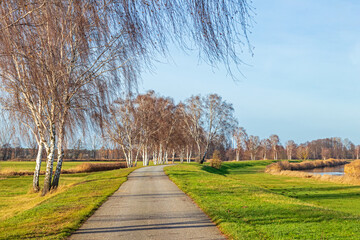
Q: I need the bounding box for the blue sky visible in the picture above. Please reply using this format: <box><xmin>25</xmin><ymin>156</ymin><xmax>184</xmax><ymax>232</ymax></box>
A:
<box><xmin>139</xmin><ymin>0</ymin><xmax>360</xmax><ymax>145</ymax></box>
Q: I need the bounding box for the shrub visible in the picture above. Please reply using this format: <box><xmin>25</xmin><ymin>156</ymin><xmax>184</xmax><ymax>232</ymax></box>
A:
<box><xmin>209</xmin><ymin>150</ymin><xmax>222</xmax><ymax>169</ymax></box>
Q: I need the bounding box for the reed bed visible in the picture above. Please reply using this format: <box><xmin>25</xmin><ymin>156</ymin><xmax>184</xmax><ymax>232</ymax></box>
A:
<box><xmin>62</xmin><ymin>162</ymin><xmax>126</xmax><ymax>173</ymax></box>
<box><xmin>265</xmin><ymin>159</ymin><xmax>348</xmax><ymax>173</ymax></box>
<box><xmin>0</xmin><ymin>162</ymin><xmax>126</xmax><ymax>176</ymax></box>
<box><xmin>344</xmin><ymin>160</ymin><xmax>360</xmax><ymax>177</ymax></box>
<box><xmin>273</xmin><ymin>170</ymin><xmax>360</xmax><ymax>185</ymax></box>
<box><xmin>264</xmin><ymin>159</ymin><xmax>360</xmax><ymax>185</ymax></box>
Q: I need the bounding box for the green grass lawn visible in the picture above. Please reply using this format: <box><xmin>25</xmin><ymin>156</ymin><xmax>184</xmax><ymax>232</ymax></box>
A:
<box><xmin>0</xmin><ymin>165</ymin><xmax>140</xmax><ymax>239</ymax></box>
<box><xmin>164</xmin><ymin>161</ymin><xmax>360</xmax><ymax>240</ymax></box>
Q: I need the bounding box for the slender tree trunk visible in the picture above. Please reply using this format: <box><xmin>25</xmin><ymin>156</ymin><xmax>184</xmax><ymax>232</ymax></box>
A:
<box><xmin>51</xmin><ymin>124</ymin><xmax>65</xmax><ymax>189</ymax></box>
<box><xmin>145</xmin><ymin>147</ymin><xmax>149</xmax><ymax>166</ymax></box>
<box><xmin>236</xmin><ymin>149</ymin><xmax>240</xmax><ymax>161</ymax></box>
<box><xmin>42</xmin><ymin>125</ymin><xmax>56</xmax><ymax>195</ymax></box>
<box><xmin>51</xmin><ymin>146</ymin><xmax>64</xmax><ymax>189</ymax></box>
<box><xmin>196</xmin><ymin>143</ymin><xmax>201</xmax><ymax>163</ymax></box>
<box><xmin>188</xmin><ymin>149</ymin><xmax>192</xmax><ymax>163</ymax></box>
<box><xmin>186</xmin><ymin>146</ymin><xmax>189</xmax><ymax>163</ymax></box>
<box><xmin>153</xmin><ymin>151</ymin><xmax>157</xmax><ymax>165</ymax></box>
<box><xmin>172</xmin><ymin>149</ymin><xmax>175</xmax><ymax>164</ymax></box>
<box><xmin>142</xmin><ymin>147</ymin><xmax>145</xmax><ymax>166</ymax></box>
<box><xmin>32</xmin><ymin>142</ymin><xmax>43</xmax><ymax>192</ymax></box>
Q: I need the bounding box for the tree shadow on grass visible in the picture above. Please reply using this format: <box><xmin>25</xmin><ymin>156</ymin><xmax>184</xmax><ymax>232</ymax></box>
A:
<box><xmin>201</xmin><ymin>165</ymin><xmax>229</xmax><ymax>176</ymax></box>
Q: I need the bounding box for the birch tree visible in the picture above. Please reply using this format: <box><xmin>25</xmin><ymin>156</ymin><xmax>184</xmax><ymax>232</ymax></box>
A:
<box><xmin>285</xmin><ymin>140</ymin><xmax>296</xmax><ymax>160</ymax></box>
<box><xmin>200</xmin><ymin>94</ymin><xmax>236</xmax><ymax>163</ymax></box>
<box><xmin>270</xmin><ymin>134</ymin><xmax>280</xmax><ymax>160</ymax></box>
<box><xmin>247</xmin><ymin>135</ymin><xmax>260</xmax><ymax>160</ymax></box>
<box><xmin>260</xmin><ymin>138</ymin><xmax>271</xmax><ymax>160</ymax></box>
<box><xmin>233</xmin><ymin>127</ymin><xmax>248</xmax><ymax>161</ymax></box>
<box><xmin>0</xmin><ymin>0</ymin><xmax>253</xmax><ymax>193</ymax></box>
<box><xmin>180</xmin><ymin>97</ymin><xmax>205</xmax><ymax>162</ymax></box>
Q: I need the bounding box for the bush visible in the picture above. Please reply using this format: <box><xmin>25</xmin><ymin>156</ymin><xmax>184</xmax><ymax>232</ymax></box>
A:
<box><xmin>209</xmin><ymin>150</ymin><xmax>222</xmax><ymax>169</ymax></box>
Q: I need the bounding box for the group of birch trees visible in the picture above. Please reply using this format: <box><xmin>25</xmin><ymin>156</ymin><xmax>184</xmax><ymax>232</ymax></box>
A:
<box><xmin>105</xmin><ymin>91</ymin><xmax>237</xmax><ymax>167</ymax></box>
<box><xmin>0</xmin><ymin>0</ymin><xmax>252</xmax><ymax>194</ymax></box>
<box><xmin>233</xmin><ymin>130</ymin><xmax>282</xmax><ymax>161</ymax></box>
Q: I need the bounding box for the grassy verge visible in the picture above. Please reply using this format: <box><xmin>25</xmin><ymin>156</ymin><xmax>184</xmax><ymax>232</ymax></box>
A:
<box><xmin>164</xmin><ymin>161</ymin><xmax>360</xmax><ymax>239</ymax></box>
<box><xmin>0</xmin><ymin>166</ymin><xmax>140</xmax><ymax>239</ymax></box>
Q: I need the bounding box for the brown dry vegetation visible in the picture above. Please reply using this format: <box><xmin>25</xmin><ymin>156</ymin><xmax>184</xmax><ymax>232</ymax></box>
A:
<box><xmin>63</xmin><ymin>162</ymin><xmax>127</xmax><ymax>173</ymax></box>
<box><xmin>265</xmin><ymin>159</ymin><xmax>348</xmax><ymax>173</ymax></box>
<box><xmin>0</xmin><ymin>162</ymin><xmax>126</xmax><ymax>176</ymax></box>
<box><xmin>264</xmin><ymin>159</ymin><xmax>360</xmax><ymax>186</ymax></box>
<box><xmin>272</xmin><ymin>170</ymin><xmax>360</xmax><ymax>185</ymax></box>
<box><xmin>344</xmin><ymin>160</ymin><xmax>360</xmax><ymax>177</ymax></box>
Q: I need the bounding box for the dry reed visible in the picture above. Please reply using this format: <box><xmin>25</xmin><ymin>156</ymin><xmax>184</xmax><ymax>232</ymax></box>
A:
<box><xmin>0</xmin><ymin>162</ymin><xmax>127</xmax><ymax>176</ymax></box>
<box><xmin>272</xmin><ymin>170</ymin><xmax>360</xmax><ymax>186</ymax></box>
<box><xmin>265</xmin><ymin>159</ymin><xmax>348</xmax><ymax>173</ymax></box>
<box><xmin>62</xmin><ymin>162</ymin><xmax>126</xmax><ymax>173</ymax></box>
<box><xmin>344</xmin><ymin>160</ymin><xmax>360</xmax><ymax>178</ymax></box>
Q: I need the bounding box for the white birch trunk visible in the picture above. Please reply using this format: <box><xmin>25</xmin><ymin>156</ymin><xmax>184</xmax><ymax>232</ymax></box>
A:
<box><xmin>52</xmin><ymin>124</ymin><xmax>65</xmax><ymax>189</ymax></box>
<box><xmin>153</xmin><ymin>151</ymin><xmax>157</xmax><ymax>165</ymax></box>
<box><xmin>42</xmin><ymin>125</ymin><xmax>56</xmax><ymax>195</ymax></box>
<box><xmin>180</xmin><ymin>149</ymin><xmax>184</xmax><ymax>163</ymax></box>
<box><xmin>165</xmin><ymin>151</ymin><xmax>168</xmax><ymax>164</ymax></box>
<box><xmin>32</xmin><ymin>142</ymin><xmax>43</xmax><ymax>192</ymax></box>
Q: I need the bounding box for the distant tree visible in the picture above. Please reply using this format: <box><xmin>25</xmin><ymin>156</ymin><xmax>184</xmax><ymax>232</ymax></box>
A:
<box><xmin>270</xmin><ymin>134</ymin><xmax>280</xmax><ymax>160</ymax></box>
<box><xmin>181</xmin><ymin>96</ymin><xmax>204</xmax><ymax>162</ymax></box>
<box><xmin>247</xmin><ymin>135</ymin><xmax>260</xmax><ymax>160</ymax></box>
<box><xmin>355</xmin><ymin>145</ymin><xmax>360</xmax><ymax>160</ymax></box>
<box><xmin>321</xmin><ymin>147</ymin><xmax>331</xmax><ymax>160</ymax></box>
<box><xmin>297</xmin><ymin>146</ymin><xmax>309</xmax><ymax>160</ymax></box>
<box><xmin>200</xmin><ymin>94</ymin><xmax>237</xmax><ymax>163</ymax></box>
<box><xmin>285</xmin><ymin>140</ymin><xmax>296</xmax><ymax>160</ymax></box>
<box><xmin>233</xmin><ymin>127</ymin><xmax>248</xmax><ymax>161</ymax></box>
<box><xmin>260</xmin><ymin>138</ymin><xmax>271</xmax><ymax>160</ymax></box>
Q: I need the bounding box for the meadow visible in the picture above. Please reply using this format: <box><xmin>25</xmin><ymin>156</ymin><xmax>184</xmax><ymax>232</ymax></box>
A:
<box><xmin>165</xmin><ymin>161</ymin><xmax>360</xmax><ymax>239</ymax></box>
<box><xmin>0</xmin><ymin>162</ymin><xmax>140</xmax><ymax>239</ymax></box>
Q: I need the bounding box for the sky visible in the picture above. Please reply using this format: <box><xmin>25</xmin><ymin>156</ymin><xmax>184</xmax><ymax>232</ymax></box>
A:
<box><xmin>139</xmin><ymin>0</ymin><xmax>360</xmax><ymax>145</ymax></box>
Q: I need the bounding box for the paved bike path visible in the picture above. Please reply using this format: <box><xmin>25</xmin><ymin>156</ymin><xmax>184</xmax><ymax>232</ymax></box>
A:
<box><xmin>70</xmin><ymin>165</ymin><xmax>225</xmax><ymax>240</ymax></box>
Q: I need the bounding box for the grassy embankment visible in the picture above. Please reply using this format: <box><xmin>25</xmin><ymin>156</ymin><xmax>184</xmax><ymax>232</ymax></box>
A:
<box><xmin>165</xmin><ymin>161</ymin><xmax>360</xmax><ymax>239</ymax></box>
<box><xmin>0</xmin><ymin>161</ymin><xmax>140</xmax><ymax>239</ymax></box>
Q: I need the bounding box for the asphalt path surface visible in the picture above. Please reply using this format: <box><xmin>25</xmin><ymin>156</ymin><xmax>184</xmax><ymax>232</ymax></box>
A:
<box><xmin>70</xmin><ymin>165</ymin><xmax>226</xmax><ymax>240</ymax></box>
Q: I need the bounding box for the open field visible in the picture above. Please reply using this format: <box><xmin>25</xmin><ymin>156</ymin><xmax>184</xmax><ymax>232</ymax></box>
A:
<box><xmin>165</xmin><ymin>161</ymin><xmax>360</xmax><ymax>239</ymax></box>
<box><xmin>0</xmin><ymin>165</ymin><xmax>140</xmax><ymax>239</ymax></box>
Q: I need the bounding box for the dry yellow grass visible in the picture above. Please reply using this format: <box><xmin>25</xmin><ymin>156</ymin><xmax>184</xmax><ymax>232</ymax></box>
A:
<box><xmin>264</xmin><ymin>159</ymin><xmax>360</xmax><ymax>185</ymax></box>
<box><xmin>344</xmin><ymin>160</ymin><xmax>360</xmax><ymax>177</ymax></box>
<box><xmin>265</xmin><ymin>159</ymin><xmax>348</xmax><ymax>173</ymax></box>
<box><xmin>272</xmin><ymin>170</ymin><xmax>360</xmax><ymax>185</ymax></box>
<box><xmin>0</xmin><ymin>162</ymin><xmax>126</xmax><ymax>176</ymax></box>
<box><xmin>63</xmin><ymin>162</ymin><xmax>126</xmax><ymax>173</ymax></box>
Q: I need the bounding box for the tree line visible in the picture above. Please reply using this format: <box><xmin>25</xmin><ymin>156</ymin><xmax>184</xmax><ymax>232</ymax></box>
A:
<box><xmin>231</xmin><ymin>132</ymin><xmax>360</xmax><ymax>161</ymax></box>
<box><xmin>1</xmin><ymin>91</ymin><xmax>359</xmax><ymax>165</ymax></box>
